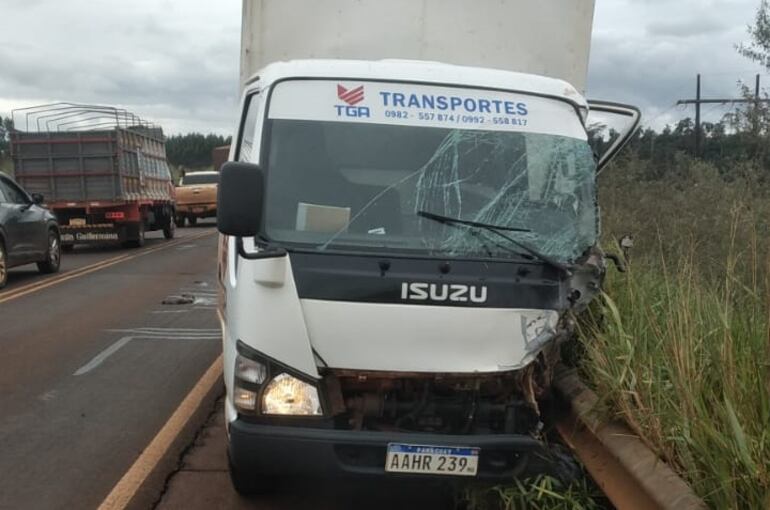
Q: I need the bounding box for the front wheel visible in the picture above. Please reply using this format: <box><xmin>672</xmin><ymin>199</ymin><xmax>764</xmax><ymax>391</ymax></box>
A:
<box><xmin>0</xmin><ymin>241</ymin><xmax>8</xmax><ymax>289</ymax></box>
<box><xmin>37</xmin><ymin>230</ymin><xmax>61</xmax><ymax>274</ymax></box>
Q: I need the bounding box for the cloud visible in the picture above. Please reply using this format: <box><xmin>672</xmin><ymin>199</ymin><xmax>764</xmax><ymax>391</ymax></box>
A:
<box><xmin>0</xmin><ymin>0</ymin><xmax>241</xmax><ymax>134</ymax></box>
<box><xmin>588</xmin><ymin>0</ymin><xmax>767</xmax><ymax>130</ymax></box>
<box><xmin>0</xmin><ymin>0</ymin><xmax>767</xmax><ymax>135</ymax></box>
<box><xmin>647</xmin><ymin>18</ymin><xmax>727</xmax><ymax>38</ymax></box>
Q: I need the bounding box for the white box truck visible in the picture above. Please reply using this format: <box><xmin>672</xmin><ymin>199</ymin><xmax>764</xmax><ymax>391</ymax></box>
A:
<box><xmin>218</xmin><ymin>0</ymin><xmax>640</xmax><ymax>494</ymax></box>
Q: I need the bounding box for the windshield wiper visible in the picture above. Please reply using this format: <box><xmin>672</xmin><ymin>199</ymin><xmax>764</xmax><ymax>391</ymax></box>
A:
<box><xmin>417</xmin><ymin>210</ymin><xmax>572</xmax><ymax>275</ymax></box>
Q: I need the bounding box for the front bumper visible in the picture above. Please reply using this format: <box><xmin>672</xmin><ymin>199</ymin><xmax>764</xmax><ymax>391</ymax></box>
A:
<box><xmin>60</xmin><ymin>224</ymin><xmax>121</xmax><ymax>244</ymax></box>
<box><xmin>228</xmin><ymin>419</ymin><xmax>562</xmax><ymax>481</ymax></box>
<box><xmin>177</xmin><ymin>204</ymin><xmax>217</xmax><ymax>216</ymax></box>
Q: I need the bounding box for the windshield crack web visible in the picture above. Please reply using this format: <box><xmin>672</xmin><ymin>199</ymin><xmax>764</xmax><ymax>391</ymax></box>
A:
<box><xmin>413</xmin><ymin>130</ymin><xmax>594</xmax><ymax>261</ymax></box>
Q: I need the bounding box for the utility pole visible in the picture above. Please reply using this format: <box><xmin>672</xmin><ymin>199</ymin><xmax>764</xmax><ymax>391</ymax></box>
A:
<box><xmin>676</xmin><ymin>74</ymin><xmax>770</xmax><ymax>157</ymax></box>
<box><xmin>755</xmin><ymin>74</ymin><xmax>762</xmax><ymax>135</ymax></box>
<box><xmin>695</xmin><ymin>74</ymin><xmax>701</xmax><ymax>156</ymax></box>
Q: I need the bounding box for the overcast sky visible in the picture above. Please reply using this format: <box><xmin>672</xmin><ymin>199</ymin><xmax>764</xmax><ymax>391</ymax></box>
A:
<box><xmin>0</xmin><ymin>0</ymin><xmax>766</xmax><ymax>134</ymax></box>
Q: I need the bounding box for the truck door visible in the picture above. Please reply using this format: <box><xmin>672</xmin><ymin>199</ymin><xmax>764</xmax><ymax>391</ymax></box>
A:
<box><xmin>0</xmin><ymin>177</ymin><xmax>45</xmax><ymax>262</ymax></box>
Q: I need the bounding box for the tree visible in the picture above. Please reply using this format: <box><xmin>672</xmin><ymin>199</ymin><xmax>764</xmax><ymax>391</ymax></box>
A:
<box><xmin>165</xmin><ymin>132</ymin><xmax>231</xmax><ymax>169</ymax></box>
<box><xmin>0</xmin><ymin>117</ymin><xmax>12</xmax><ymax>157</ymax></box>
<box><xmin>738</xmin><ymin>0</ymin><xmax>770</xmax><ymax>68</ymax></box>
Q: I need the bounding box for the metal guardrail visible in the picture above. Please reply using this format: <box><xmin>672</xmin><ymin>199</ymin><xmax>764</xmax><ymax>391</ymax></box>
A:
<box><xmin>553</xmin><ymin>367</ymin><xmax>708</xmax><ymax>510</ymax></box>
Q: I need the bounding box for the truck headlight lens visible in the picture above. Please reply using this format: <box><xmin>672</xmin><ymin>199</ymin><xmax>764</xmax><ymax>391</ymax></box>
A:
<box><xmin>262</xmin><ymin>373</ymin><xmax>322</xmax><ymax>416</ymax></box>
<box><xmin>235</xmin><ymin>354</ymin><xmax>267</xmax><ymax>384</ymax></box>
<box><xmin>234</xmin><ymin>387</ymin><xmax>257</xmax><ymax>410</ymax></box>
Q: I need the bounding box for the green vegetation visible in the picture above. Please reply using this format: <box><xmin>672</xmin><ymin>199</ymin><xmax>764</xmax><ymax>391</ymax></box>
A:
<box><xmin>580</xmin><ymin>9</ymin><xmax>770</xmax><ymax>505</ymax></box>
<box><xmin>165</xmin><ymin>132</ymin><xmax>230</xmax><ymax>169</ymax></box>
<box><xmin>579</xmin><ymin>156</ymin><xmax>770</xmax><ymax>509</ymax></box>
<box><xmin>459</xmin><ymin>476</ymin><xmax>603</xmax><ymax>510</ymax></box>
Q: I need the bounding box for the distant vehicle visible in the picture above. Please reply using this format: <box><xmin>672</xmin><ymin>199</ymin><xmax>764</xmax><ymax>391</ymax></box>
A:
<box><xmin>175</xmin><ymin>171</ymin><xmax>219</xmax><ymax>227</ymax></box>
<box><xmin>0</xmin><ymin>173</ymin><xmax>60</xmax><ymax>289</ymax></box>
<box><xmin>212</xmin><ymin>145</ymin><xmax>230</xmax><ymax>172</ymax></box>
<box><xmin>10</xmin><ymin>104</ymin><xmax>177</xmax><ymax>250</ymax></box>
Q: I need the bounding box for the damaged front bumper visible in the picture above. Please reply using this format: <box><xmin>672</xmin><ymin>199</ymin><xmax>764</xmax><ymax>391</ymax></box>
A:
<box><xmin>228</xmin><ymin>419</ymin><xmax>567</xmax><ymax>482</ymax></box>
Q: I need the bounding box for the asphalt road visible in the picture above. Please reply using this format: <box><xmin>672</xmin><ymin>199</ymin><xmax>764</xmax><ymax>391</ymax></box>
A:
<box><xmin>0</xmin><ymin>224</ymin><xmax>221</xmax><ymax>510</ymax></box>
<box><xmin>156</xmin><ymin>400</ymin><xmax>455</xmax><ymax>510</ymax></box>
<box><xmin>0</xmin><ymin>222</ymin><xmax>456</xmax><ymax>510</ymax></box>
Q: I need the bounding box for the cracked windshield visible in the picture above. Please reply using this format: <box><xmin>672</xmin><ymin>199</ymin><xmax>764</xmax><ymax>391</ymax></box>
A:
<box><xmin>264</xmin><ymin>83</ymin><xmax>596</xmax><ymax>262</ymax></box>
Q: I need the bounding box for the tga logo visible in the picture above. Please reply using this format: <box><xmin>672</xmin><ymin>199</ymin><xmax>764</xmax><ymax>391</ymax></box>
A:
<box><xmin>401</xmin><ymin>282</ymin><xmax>488</xmax><ymax>304</ymax></box>
<box><xmin>335</xmin><ymin>84</ymin><xmax>370</xmax><ymax>118</ymax></box>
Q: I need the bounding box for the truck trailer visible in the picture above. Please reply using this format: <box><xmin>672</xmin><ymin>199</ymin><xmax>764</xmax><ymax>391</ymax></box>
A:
<box><xmin>218</xmin><ymin>0</ymin><xmax>640</xmax><ymax>494</ymax></box>
<box><xmin>11</xmin><ymin>104</ymin><xmax>177</xmax><ymax>249</ymax></box>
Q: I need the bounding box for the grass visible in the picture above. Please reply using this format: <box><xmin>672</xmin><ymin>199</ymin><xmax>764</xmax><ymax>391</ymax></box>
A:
<box><xmin>470</xmin><ymin>156</ymin><xmax>770</xmax><ymax>509</ymax></box>
<box><xmin>580</xmin><ymin>156</ymin><xmax>770</xmax><ymax>508</ymax></box>
<box><xmin>459</xmin><ymin>476</ymin><xmax>604</xmax><ymax>510</ymax></box>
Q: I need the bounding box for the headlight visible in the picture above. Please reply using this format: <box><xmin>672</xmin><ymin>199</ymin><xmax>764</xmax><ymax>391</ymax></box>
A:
<box><xmin>262</xmin><ymin>373</ymin><xmax>322</xmax><ymax>416</ymax></box>
<box><xmin>522</xmin><ymin>313</ymin><xmax>555</xmax><ymax>349</ymax></box>
<box><xmin>233</xmin><ymin>354</ymin><xmax>267</xmax><ymax>411</ymax></box>
<box><xmin>235</xmin><ymin>354</ymin><xmax>267</xmax><ymax>384</ymax></box>
<box><xmin>234</xmin><ymin>386</ymin><xmax>257</xmax><ymax>410</ymax></box>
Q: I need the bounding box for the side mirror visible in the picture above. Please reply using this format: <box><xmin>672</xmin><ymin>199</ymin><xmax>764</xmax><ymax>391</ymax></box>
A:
<box><xmin>586</xmin><ymin>101</ymin><xmax>641</xmax><ymax>173</ymax></box>
<box><xmin>31</xmin><ymin>193</ymin><xmax>44</xmax><ymax>205</ymax></box>
<box><xmin>217</xmin><ymin>161</ymin><xmax>264</xmax><ymax>237</ymax></box>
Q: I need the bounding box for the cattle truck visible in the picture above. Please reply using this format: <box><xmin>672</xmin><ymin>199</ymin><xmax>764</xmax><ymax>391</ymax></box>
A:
<box><xmin>11</xmin><ymin>104</ymin><xmax>176</xmax><ymax>249</ymax></box>
<box><xmin>217</xmin><ymin>0</ymin><xmax>640</xmax><ymax>494</ymax></box>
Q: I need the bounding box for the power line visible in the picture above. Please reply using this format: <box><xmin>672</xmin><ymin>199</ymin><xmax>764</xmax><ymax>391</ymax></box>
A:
<box><xmin>676</xmin><ymin>74</ymin><xmax>770</xmax><ymax>156</ymax></box>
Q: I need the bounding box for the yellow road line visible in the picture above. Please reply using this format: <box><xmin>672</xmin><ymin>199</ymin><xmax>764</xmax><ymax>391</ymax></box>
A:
<box><xmin>0</xmin><ymin>231</ymin><xmax>215</xmax><ymax>305</ymax></box>
<box><xmin>97</xmin><ymin>355</ymin><xmax>223</xmax><ymax>510</ymax></box>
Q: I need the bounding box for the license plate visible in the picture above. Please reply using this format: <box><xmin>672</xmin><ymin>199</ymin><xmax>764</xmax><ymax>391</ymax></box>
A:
<box><xmin>385</xmin><ymin>443</ymin><xmax>479</xmax><ymax>477</ymax></box>
<box><xmin>69</xmin><ymin>218</ymin><xmax>86</xmax><ymax>226</ymax></box>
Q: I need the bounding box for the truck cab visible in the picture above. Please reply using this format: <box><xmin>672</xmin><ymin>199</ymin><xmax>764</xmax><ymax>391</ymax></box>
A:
<box><xmin>217</xmin><ymin>59</ymin><xmax>638</xmax><ymax>493</ymax></box>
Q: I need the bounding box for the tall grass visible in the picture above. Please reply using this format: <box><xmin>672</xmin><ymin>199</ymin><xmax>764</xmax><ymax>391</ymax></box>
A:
<box><xmin>459</xmin><ymin>476</ymin><xmax>603</xmax><ymax>510</ymax></box>
<box><xmin>583</xmin><ymin>157</ymin><xmax>770</xmax><ymax>508</ymax></box>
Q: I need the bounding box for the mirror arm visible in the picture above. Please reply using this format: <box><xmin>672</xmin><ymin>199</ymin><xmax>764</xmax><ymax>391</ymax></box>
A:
<box><xmin>236</xmin><ymin>236</ymin><xmax>287</xmax><ymax>260</ymax></box>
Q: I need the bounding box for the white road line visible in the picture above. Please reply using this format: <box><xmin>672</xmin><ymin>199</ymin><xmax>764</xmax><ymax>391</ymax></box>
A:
<box><xmin>74</xmin><ymin>337</ymin><xmax>133</xmax><ymax>376</ymax></box>
<box><xmin>74</xmin><ymin>330</ymin><xmax>220</xmax><ymax>376</ymax></box>
<box><xmin>106</xmin><ymin>328</ymin><xmax>220</xmax><ymax>334</ymax></box>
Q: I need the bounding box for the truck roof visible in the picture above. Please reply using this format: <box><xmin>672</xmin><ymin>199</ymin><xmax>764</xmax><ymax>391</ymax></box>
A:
<box><xmin>245</xmin><ymin>59</ymin><xmax>588</xmax><ymax>109</ymax></box>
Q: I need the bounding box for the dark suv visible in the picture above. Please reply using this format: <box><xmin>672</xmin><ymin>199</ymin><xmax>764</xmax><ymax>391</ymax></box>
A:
<box><xmin>0</xmin><ymin>173</ymin><xmax>61</xmax><ymax>289</ymax></box>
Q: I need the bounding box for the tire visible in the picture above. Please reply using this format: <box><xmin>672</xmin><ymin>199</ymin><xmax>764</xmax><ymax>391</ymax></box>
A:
<box><xmin>188</xmin><ymin>216</ymin><xmax>198</xmax><ymax>226</ymax></box>
<box><xmin>37</xmin><ymin>229</ymin><xmax>61</xmax><ymax>274</ymax></box>
<box><xmin>228</xmin><ymin>455</ymin><xmax>276</xmax><ymax>496</ymax></box>
<box><xmin>163</xmin><ymin>216</ymin><xmax>176</xmax><ymax>239</ymax></box>
<box><xmin>0</xmin><ymin>241</ymin><xmax>7</xmax><ymax>289</ymax></box>
<box><xmin>124</xmin><ymin>222</ymin><xmax>146</xmax><ymax>248</ymax></box>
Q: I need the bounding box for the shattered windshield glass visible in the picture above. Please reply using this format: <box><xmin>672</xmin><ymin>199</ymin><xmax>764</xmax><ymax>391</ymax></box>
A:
<box><xmin>262</xmin><ymin>100</ymin><xmax>596</xmax><ymax>262</ymax></box>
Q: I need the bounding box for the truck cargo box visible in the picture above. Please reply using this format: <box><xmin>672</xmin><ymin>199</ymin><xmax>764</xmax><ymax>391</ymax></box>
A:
<box><xmin>11</xmin><ymin>128</ymin><xmax>173</xmax><ymax>206</ymax></box>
